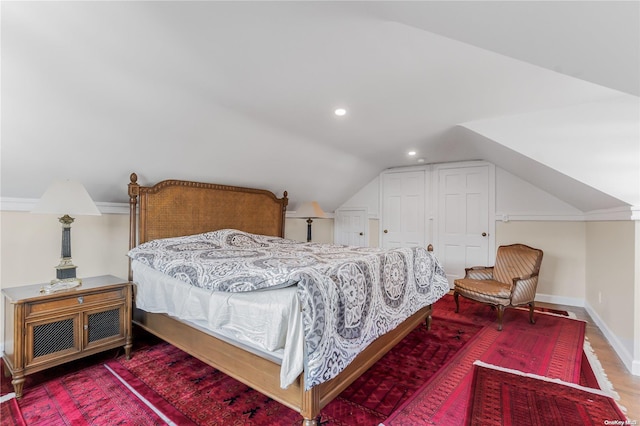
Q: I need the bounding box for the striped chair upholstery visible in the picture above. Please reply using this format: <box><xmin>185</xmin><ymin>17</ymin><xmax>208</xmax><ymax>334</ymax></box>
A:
<box><xmin>453</xmin><ymin>244</ymin><xmax>543</xmax><ymax>331</ymax></box>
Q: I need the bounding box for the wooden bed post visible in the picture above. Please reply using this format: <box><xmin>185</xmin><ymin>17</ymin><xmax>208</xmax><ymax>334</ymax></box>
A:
<box><xmin>281</xmin><ymin>191</ymin><xmax>289</xmax><ymax>238</ymax></box>
<box><xmin>426</xmin><ymin>243</ymin><xmax>434</xmax><ymax>330</ymax></box>
<box><xmin>301</xmin><ymin>386</ymin><xmax>320</xmax><ymax>426</ymax></box>
<box><xmin>128</xmin><ymin>173</ymin><xmax>140</xmax><ymax>282</ymax></box>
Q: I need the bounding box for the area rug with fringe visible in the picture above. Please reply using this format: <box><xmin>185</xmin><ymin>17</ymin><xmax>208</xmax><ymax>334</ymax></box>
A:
<box><xmin>465</xmin><ymin>361</ymin><xmax>627</xmax><ymax>425</ymax></box>
<box><xmin>2</xmin><ymin>294</ymin><xmax>604</xmax><ymax>426</ymax></box>
<box><xmin>382</xmin><ymin>296</ymin><xmax>614</xmax><ymax>425</ymax></box>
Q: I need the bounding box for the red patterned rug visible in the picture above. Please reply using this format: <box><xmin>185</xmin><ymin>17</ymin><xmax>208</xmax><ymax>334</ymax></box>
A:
<box><xmin>0</xmin><ymin>397</ymin><xmax>25</xmax><ymax>426</ymax></box>
<box><xmin>1</xmin><ymin>361</ymin><xmax>166</xmax><ymax>426</ymax></box>
<box><xmin>0</xmin><ymin>315</ymin><xmax>480</xmax><ymax>426</ymax></box>
<box><xmin>2</xmin><ymin>294</ymin><xmax>594</xmax><ymax>426</ymax></box>
<box><xmin>432</xmin><ymin>293</ymin><xmax>570</xmax><ymax>328</ymax></box>
<box><xmin>109</xmin><ymin>317</ymin><xmax>480</xmax><ymax>425</ymax></box>
<box><xmin>383</xmin><ymin>297</ymin><xmax>587</xmax><ymax>425</ymax></box>
<box><xmin>466</xmin><ymin>361</ymin><xmax>626</xmax><ymax>425</ymax></box>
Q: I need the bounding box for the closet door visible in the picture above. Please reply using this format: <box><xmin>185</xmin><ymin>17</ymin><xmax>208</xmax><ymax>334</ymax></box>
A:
<box><xmin>436</xmin><ymin>164</ymin><xmax>494</xmax><ymax>287</ymax></box>
<box><xmin>334</xmin><ymin>208</ymin><xmax>368</xmax><ymax>247</ymax></box>
<box><xmin>381</xmin><ymin>170</ymin><xmax>425</xmax><ymax>248</ymax></box>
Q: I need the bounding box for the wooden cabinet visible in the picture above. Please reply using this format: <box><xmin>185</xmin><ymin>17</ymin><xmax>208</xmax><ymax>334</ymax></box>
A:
<box><xmin>2</xmin><ymin>275</ymin><xmax>132</xmax><ymax>398</ymax></box>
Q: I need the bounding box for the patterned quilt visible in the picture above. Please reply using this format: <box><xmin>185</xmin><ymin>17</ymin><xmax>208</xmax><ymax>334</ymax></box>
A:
<box><xmin>128</xmin><ymin>229</ymin><xmax>449</xmax><ymax>389</ymax></box>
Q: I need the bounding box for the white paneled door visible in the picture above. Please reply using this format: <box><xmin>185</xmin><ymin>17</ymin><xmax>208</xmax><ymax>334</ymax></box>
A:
<box><xmin>381</xmin><ymin>170</ymin><xmax>425</xmax><ymax>248</ymax></box>
<box><xmin>437</xmin><ymin>165</ymin><xmax>492</xmax><ymax>288</ymax></box>
<box><xmin>334</xmin><ymin>208</ymin><xmax>368</xmax><ymax>247</ymax></box>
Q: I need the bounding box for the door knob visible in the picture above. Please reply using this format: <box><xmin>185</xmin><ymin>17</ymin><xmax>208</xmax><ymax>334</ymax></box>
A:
<box><xmin>482</xmin><ymin>232</ymin><xmax>487</xmax><ymax>237</ymax></box>
<box><xmin>383</xmin><ymin>229</ymin><xmax>388</xmax><ymax>233</ymax></box>
<box><xmin>359</xmin><ymin>232</ymin><xmax>364</xmax><ymax>236</ymax></box>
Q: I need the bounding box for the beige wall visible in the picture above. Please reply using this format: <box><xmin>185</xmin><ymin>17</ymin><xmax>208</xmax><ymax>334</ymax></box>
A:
<box><xmin>366</xmin><ymin>219</ymin><xmax>590</xmax><ymax>303</ymax></box>
<box><xmin>0</xmin><ymin>212</ymin><xmax>337</xmax><ymax>290</ymax></box>
<box><xmin>1</xmin><ymin>211</ymin><xmax>130</xmax><ymax>289</ymax></box>
<box><xmin>495</xmin><ymin>221</ymin><xmax>587</xmax><ymax>302</ymax></box>
<box><xmin>284</xmin><ymin>217</ymin><xmax>334</xmax><ymax>244</ymax></box>
<box><xmin>0</xmin><ymin>210</ymin><xmax>597</xmax><ymax>301</ymax></box>
<box><xmin>2</xmin><ymin>210</ymin><xmax>638</xmax><ymax>372</ymax></box>
<box><xmin>368</xmin><ymin>219</ymin><xmax>380</xmax><ymax>248</ymax></box>
<box><xmin>586</xmin><ymin>221</ymin><xmax>635</xmax><ymax>354</ymax></box>
<box><xmin>367</xmin><ymin>217</ymin><xmax>592</xmax><ymax>304</ymax></box>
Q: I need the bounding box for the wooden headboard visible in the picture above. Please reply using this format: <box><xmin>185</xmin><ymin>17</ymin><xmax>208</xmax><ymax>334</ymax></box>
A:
<box><xmin>128</xmin><ymin>173</ymin><xmax>288</xmax><ymax>277</ymax></box>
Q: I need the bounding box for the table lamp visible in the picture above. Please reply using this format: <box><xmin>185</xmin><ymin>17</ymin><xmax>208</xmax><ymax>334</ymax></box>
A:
<box><xmin>32</xmin><ymin>179</ymin><xmax>101</xmax><ymax>293</ymax></box>
<box><xmin>296</xmin><ymin>201</ymin><xmax>326</xmax><ymax>242</ymax></box>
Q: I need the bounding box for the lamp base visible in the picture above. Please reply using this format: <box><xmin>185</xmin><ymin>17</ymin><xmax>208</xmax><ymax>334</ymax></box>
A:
<box><xmin>55</xmin><ymin>256</ymin><xmax>77</xmax><ymax>280</ymax></box>
<box><xmin>42</xmin><ymin>277</ymin><xmax>82</xmax><ymax>294</ymax></box>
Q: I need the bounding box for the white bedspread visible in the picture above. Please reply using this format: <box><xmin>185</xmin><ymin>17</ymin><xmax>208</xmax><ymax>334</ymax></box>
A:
<box><xmin>131</xmin><ymin>260</ymin><xmax>304</xmax><ymax>388</ymax></box>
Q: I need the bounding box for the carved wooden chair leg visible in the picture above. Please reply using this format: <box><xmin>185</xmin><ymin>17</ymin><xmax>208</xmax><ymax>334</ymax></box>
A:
<box><xmin>529</xmin><ymin>302</ymin><xmax>536</xmax><ymax>324</ymax></box>
<box><xmin>496</xmin><ymin>305</ymin><xmax>505</xmax><ymax>331</ymax></box>
<box><xmin>454</xmin><ymin>291</ymin><xmax>460</xmax><ymax>313</ymax></box>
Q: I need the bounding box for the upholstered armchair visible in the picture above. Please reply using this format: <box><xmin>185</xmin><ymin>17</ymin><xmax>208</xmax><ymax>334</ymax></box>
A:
<box><xmin>453</xmin><ymin>244</ymin><xmax>543</xmax><ymax>331</ymax></box>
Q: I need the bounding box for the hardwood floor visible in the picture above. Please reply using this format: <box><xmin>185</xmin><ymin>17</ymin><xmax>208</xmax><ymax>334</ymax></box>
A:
<box><xmin>537</xmin><ymin>301</ymin><xmax>640</xmax><ymax>422</ymax></box>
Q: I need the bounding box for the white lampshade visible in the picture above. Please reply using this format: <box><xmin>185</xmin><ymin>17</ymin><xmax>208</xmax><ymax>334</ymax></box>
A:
<box><xmin>32</xmin><ymin>179</ymin><xmax>101</xmax><ymax>216</ymax></box>
<box><xmin>297</xmin><ymin>201</ymin><xmax>326</xmax><ymax>219</ymax></box>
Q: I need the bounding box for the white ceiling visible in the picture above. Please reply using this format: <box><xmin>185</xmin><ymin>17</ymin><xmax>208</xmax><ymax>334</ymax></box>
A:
<box><xmin>2</xmin><ymin>1</ymin><xmax>638</xmax><ymax>212</ymax></box>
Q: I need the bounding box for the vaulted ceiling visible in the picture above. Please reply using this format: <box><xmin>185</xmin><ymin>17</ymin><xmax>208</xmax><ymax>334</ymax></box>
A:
<box><xmin>2</xmin><ymin>1</ymin><xmax>638</xmax><ymax>213</ymax></box>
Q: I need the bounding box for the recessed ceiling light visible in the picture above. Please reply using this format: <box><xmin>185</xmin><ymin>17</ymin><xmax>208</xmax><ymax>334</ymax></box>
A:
<box><xmin>417</xmin><ymin>158</ymin><xmax>425</xmax><ymax>163</ymax></box>
<box><xmin>408</xmin><ymin>151</ymin><xmax>416</xmax><ymax>156</ymax></box>
<box><xmin>334</xmin><ymin>108</ymin><xmax>347</xmax><ymax>116</ymax></box>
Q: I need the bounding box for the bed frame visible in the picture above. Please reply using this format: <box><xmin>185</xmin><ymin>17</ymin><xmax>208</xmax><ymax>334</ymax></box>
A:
<box><xmin>127</xmin><ymin>172</ymin><xmax>432</xmax><ymax>425</ymax></box>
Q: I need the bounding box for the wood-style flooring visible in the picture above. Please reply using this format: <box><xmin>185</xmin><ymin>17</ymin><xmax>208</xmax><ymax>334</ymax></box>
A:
<box><xmin>537</xmin><ymin>301</ymin><xmax>640</xmax><ymax>422</ymax></box>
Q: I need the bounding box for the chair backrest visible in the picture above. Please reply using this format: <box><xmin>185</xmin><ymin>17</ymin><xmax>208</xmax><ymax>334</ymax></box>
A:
<box><xmin>493</xmin><ymin>244</ymin><xmax>543</xmax><ymax>285</ymax></box>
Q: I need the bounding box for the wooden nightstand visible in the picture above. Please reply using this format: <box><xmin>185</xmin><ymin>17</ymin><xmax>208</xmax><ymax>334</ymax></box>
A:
<box><xmin>2</xmin><ymin>275</ymin><xmax>132</xmax><ymax>398</ymax></box>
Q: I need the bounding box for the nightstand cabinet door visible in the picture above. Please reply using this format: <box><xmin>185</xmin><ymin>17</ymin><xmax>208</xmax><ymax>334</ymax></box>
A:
<box><xmin>84</xmin><ymin>305</ymin><xmax>126</xmax><ymax>350</ymax></box>
<box><xmin>26</xmin><ymin>313</ymin><xmax>82</xmax><ymax>367</ymax></box>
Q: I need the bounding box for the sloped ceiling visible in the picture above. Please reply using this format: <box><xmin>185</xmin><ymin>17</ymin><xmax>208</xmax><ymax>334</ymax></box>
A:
<box><xmin>2</xmin><ymin>1</ymin><xmax>638</xmax><ymax>212</ymax></box>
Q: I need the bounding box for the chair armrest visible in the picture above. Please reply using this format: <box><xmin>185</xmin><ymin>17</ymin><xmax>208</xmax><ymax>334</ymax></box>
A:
<box><xmin>464</xmin><ymin>266</ymin><xmax>494</xmax><ymax>280</ymax></box>
<box><xmin>510</xmin><ymin>272</ymin><xmax>540</xmax><ymax>305</ymax></box>
<box><xmin>511</xmin><ymin>271</ymin><xmax>539</xmax><ymax>284</ymax></box>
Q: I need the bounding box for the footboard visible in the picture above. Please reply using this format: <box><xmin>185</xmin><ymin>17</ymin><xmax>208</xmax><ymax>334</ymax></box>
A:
<box><xmin>133</xmin><ymin>303</ymin><xmax>432</xmax><ymax>424</ymax></box>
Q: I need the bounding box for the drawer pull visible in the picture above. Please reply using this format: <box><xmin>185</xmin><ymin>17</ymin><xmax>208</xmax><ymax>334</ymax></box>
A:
<box><xmin>77</xmin><ymin>297</ymin><xmax>84</xmax><ymax>304</ymax></box>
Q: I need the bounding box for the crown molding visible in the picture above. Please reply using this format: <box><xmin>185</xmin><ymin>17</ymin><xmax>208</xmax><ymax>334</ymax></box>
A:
<box><xmin>1</xmin><ymin>198</ymin><xmax>129</xmax><ymax>215</ymax></box>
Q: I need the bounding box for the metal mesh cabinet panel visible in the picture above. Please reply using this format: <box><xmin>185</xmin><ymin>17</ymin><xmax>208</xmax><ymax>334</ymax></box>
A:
<box><xmin>88</xmin><ymin>308</ymin><xmax>121</xmax><ymax>342</ymax></box>
<box><xmin>33</xmin><ymin>318</ymin><xmax>75</xmax><ymax>358</ymax></box>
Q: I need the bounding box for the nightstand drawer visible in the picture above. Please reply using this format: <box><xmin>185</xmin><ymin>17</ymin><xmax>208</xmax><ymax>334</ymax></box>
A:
<box><xmin>26</xmin><ymin>288</ymin><xmax>125</xmax><ymax>317</ymax></box>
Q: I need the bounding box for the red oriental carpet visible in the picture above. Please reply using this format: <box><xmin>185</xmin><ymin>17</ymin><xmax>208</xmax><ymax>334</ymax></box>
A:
<box><xmin>0</xmin><ymin>314</ymin><xmax>480</xmax><ymax>426</ymax></box>
<box><xmin>2</xmin><ymin>294</ymin><xmax>612</xmax><ymax>426</ymax></box>
<box><xmin>1</xmin><ymin>361</ymin><xmax>169</xmax><ymax>426</ymax></box>
<box><xmin>466</xmin><ymin>361</ymin><xmax>626</xmax><ymax>425</ymax></box>
<box><xmin>107</xmin><ymin>317</ymin><xmax>480</xmax><ymax>425</ymax></box>
<box><xmin>382</xmin><ymin>296</ymin><xmax>605</xmax><ymax>425</ymax></box>
<box><xmin>0</xmin><ymin>398</ymin><xmax>25</xmax><ymax>426</ymax></box>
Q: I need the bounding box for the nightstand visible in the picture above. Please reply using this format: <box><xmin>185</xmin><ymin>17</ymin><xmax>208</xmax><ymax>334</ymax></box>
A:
<box><xmin>2</xmin><ymin>275</ymin><xmax>132</xmax><ymax>398</ymax></box>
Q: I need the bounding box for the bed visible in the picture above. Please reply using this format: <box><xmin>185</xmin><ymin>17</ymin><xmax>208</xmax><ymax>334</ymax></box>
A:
<box><xmin>127</xmin><ymin>173</ymin><xmax>448</xmax><ymax>425</ymax></box>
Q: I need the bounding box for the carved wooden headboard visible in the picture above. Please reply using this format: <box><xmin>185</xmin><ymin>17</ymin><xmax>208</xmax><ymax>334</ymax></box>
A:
<box><xmin>127</xmin><ymin>173</ymin><xmax>288</xmax><ymax>278</ymax></box>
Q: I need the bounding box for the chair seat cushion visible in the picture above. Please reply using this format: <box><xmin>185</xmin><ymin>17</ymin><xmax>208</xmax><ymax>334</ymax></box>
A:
<box><xmin>454</xmin><ymin>278</ymin><xmax>511</xmax><ymax>305</ymax></box>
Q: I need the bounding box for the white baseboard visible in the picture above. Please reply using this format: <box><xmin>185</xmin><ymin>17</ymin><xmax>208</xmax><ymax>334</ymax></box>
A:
<box><xmin>535</xmin><ymin>293</ymin><xmax>585</xmax><ymax>308</ymax></box>
<box><xmin>536</xmin><ymin>294</ymin><xmax>639</xmax><ymax>376</ymax></box>
<box><xmin>584</xmin><ymin>300</ymin><xmax>638</xmax><ymax>376</ymax></box>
